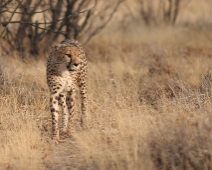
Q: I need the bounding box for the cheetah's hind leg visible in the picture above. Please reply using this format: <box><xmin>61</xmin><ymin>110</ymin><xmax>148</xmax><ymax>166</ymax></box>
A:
<box><xmin>80</xmin><ymin>80</ymin><xmax>87</xmax><ymax>128</ymax></box>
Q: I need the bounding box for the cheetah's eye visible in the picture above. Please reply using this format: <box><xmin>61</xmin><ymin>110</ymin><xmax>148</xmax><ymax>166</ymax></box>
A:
<box><xmin>66</xmin><ymin>54</ymin><xmax>72</xmax><ymax>58</ymax></box>
<box><xmin>74</xmin><ymin>63</ymin><xmax>79</xmax><ymax>67</ymax></box>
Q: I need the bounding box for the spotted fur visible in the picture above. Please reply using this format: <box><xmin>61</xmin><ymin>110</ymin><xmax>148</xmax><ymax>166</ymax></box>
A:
<box><xmin>46</xmin><ymin>39</ymin><xmax>87</xmax><ymax>142</ymax></box>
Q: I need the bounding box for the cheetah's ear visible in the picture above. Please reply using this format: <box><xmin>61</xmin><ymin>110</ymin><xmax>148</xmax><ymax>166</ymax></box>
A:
<box><xmin>53</xmin><ymin>44</ymin><xmax>61</xmax><ymax>51</ymax></box>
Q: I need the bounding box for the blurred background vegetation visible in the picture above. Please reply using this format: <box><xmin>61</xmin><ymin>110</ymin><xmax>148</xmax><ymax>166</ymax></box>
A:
<box><xmin>0</xmin><ymin>0</ymin><xmax>124</xmax><ymax>57</ymax></box>
<box><xmin>1</xmin><ymin>0</ymin><xmax>212</xmax><ymax>58</ymax></box>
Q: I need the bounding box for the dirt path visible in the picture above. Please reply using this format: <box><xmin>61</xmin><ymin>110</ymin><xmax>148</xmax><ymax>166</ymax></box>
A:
<box><xmin>45</xmin><ymin>137</ymin><xmax>83</xmax><ymax>170</ymax></box>
<box><xmin>40</xmin><ymin>112</ymin><xmax>87</xmax><ymax>169</ymax></box>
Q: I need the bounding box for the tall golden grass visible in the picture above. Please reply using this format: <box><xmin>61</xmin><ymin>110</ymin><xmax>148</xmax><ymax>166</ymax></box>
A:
<box><xmin>1</xmin><ymin>24</ymin><xmax>212</xmax><ymax>169</ymax></box>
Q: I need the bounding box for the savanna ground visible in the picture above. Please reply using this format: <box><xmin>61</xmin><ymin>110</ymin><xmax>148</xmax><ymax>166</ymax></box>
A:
<box><xmin>1</xmin><ymin>0</ymin><xmax>212</xmax><ymax>170</ymax></box>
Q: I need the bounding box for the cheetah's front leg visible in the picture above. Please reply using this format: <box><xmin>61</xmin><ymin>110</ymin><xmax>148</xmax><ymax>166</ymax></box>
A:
<box><xmin>66</xmin><ymin>89</ymin><xmax>76</xmax><ymax>133</ymax></box>
<box><xmin>50</xmin><ymin>94</ymin><xmax>60</xmax><ymax>142</ymax></box>
<box><xmin>59</xmin><ymin>92</ymin><xmax>69</xmax><ymax>133</ymax></box>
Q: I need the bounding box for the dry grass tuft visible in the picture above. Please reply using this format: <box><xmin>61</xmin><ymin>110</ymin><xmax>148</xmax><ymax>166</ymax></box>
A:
<box><xmin>0</xmin><ymin>57</ymin><xmax>50</xmax><ymax>170</ymax></box>
<box><xmin>149</xmin><ymin>116</ymin><xmax>212</xmax><ymax>170</ymax></box>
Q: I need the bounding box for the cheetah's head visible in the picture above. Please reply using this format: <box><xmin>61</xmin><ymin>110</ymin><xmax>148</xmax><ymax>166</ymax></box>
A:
<box><xmin>53</xmin><ymin>44</ymin><xmax>82</xmax><ymax>71</ymax></box>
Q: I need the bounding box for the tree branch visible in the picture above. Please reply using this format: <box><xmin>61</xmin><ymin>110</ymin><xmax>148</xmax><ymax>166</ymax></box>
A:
<box><xmin>84</xmin><ymin>0</ymin><xmax>124</xmax><ymax>44</ymax></box>
<box><xmin>0</xmin><ymin>0</ymin><xmax>97</xmax><ymax>25</ymax></box>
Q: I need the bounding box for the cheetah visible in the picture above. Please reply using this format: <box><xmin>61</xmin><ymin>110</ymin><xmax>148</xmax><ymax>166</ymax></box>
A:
<box><xmin>46</xmin><ymin>39</ymin><xmax>87</xmax><ymax>142</ymax></box>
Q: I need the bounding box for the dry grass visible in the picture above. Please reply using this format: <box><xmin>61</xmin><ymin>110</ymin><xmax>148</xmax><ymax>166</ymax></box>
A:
<box><xmin>0</xmin><ymin>58</ymin><xmax>50</xmax><ymax>169</ymax></box>
<box><xmin>71</xmin><ymin>25</ymin><xmax>212</xmax><ymax>170</ymax></box>
<box><xmin>1</xmin><ymin>4</ymin><xmax>212</xmax><ymax>169</ymax></box>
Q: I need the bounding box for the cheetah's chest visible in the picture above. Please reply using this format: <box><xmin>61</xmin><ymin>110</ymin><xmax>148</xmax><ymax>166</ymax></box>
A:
<box><xmin>61</xmin><ymin>71</ymin><xmax>77</xmax><ymax>92</ymax></box>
